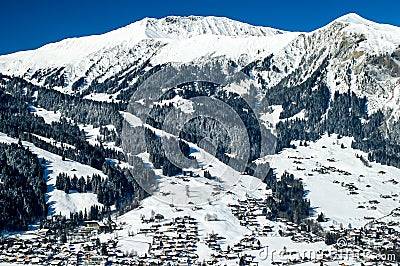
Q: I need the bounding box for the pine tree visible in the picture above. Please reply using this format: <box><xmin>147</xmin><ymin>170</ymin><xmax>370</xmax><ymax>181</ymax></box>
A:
<box><xmin>317</xmin><ymin>212</ymin><xmax>325</xmax><ymax>222</ymax></box>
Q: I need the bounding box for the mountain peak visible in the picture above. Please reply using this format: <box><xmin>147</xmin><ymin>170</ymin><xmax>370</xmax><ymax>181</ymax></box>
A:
<box><xmin>138</xmin><ymin>15</ymin><xmax>285</xmax><ymax>39</ymax></box>
<box><xmin>335</xmin><ymin>13</ymin><xmax>374</xmax><ymax>25</ymax></box>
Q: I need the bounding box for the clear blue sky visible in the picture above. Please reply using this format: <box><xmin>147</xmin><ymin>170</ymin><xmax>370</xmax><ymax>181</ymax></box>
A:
<box><xmin>1</xmin><ymin>0</ymin><xmax>399</xmax><ymax>55</ymax></box>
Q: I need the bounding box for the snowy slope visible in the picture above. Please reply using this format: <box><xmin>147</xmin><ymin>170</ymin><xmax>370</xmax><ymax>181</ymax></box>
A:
<box><xmin>0</xmin><ymin>132</ymin><xmax>106</xmax><ymax>217</ymax></box>
<box><xmin>109</xmin><ymin>109</ymin><xmax>399</xmax><ymax>264</ymax></box>
<box><xmin>99</xmin><ymin>118</ymin><xmax>400</xmax><ymax>264</ymax></box>
<box><xmin>102</xmin><ymin>126</ymin><xmax>328</xmax><ymax>264</ymax></box>
<box><xmin>261</xmin><ymin>133</ymin><xmax>400</xmax><ymax>229</ymax></box>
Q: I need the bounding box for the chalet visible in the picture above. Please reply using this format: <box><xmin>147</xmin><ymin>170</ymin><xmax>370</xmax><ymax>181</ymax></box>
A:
<box><xmin>31</xmin><ymin>257</ymin><xmax>42</xmax><ymax>264</ymax></box>
<box><xmin>37</xmin><ymin>228</ymin><xmax>52</xmax><ymax>237</ymax></box>
<box><xmin>84</xmin><ymin>221</ymin><xmax>101</xmax><ymax>230</ymax></box>
<box><xmin>49</xmin><ymin>259</ymin><xmax>62</xmax><ymax>265</ymax></box>
<box><xmin>226</xmin><ymin>253</ymin><xmax>238</xmax><ymax>260</ymax></box>
<box><xmin>89</xmin><ymin>255</ymin><xmax>107</xmax><ymax>265</ymax></box>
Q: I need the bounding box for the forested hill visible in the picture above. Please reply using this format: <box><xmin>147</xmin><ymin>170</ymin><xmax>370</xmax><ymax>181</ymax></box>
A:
<box><xmin>0</xmin><ymin>75</ymin><xmax>149</xmax><ymax>231</ymax></box>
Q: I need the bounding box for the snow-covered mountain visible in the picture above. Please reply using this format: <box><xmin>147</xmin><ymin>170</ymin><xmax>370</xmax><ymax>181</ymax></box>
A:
<box><xmin>1</xmin><ymin>13</ymin><xmax>400</xmax><ymax>265</ymax></box>
<box><xmin>1</xmin><ymin>13</ymin><xmax>399</xmax><ymax>105</ymax></box>
<box><xmin>2</xmin><ymin>13</ymin><xmax>400</xmax><ymax>171</ymax></box>
<box><xmin>0</xmin><ymin>16</ymin><xmax>295</xmax><ymax>92</ymax></box>
<box><xmin>1</xmin><ymin>12</ymin><xmax>400</xmax><ymax>157</ymax></box>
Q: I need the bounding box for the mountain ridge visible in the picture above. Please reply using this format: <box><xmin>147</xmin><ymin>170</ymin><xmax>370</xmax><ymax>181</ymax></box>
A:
<box><xmin>2</xmin><ymin>12</ymin><xmax>399</xmax><ymax>57</ymax></box>
<box><xmin>1</xmin><ymin>13</ymin><xmax>399</xmax><ymax>86</ymax></box>
<box><xmin>1</xmin><ymin>13</ymin><xmax>400</xmax><ymax>126</ymax></box>
<box><xmin>0</xmin><ymin>15</ymin><xmax>285</xmax><ymax>58</ymax></box>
